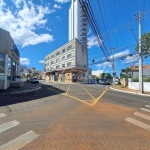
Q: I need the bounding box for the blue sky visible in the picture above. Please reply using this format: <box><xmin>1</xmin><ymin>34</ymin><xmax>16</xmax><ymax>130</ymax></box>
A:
<box><xmin>0</xmin><ymin>0</ymin><xmax>150</xmax><ymax>77</ymax></box>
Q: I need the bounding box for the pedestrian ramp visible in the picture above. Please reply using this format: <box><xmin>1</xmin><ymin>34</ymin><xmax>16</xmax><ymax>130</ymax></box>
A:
<box><xmin>0</xmin><ymin>113</ymin><xmax>39</xmax><ymax>150</ymax></box>
<box><xmin>125</xmin><ymin>104</ymin><xmax>150</xmax><ymax>132</ymax></box>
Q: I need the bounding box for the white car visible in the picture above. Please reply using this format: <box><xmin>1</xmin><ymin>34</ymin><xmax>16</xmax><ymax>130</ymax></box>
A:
<box><xmin>30</xmin><ymin>78</ymin><xmax>39</xmax><ymax>84</ymax></box>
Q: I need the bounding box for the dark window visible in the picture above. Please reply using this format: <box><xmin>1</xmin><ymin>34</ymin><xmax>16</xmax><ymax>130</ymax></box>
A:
<box><xmin>62</xmin><ymin>56</ymin><xmax>65</xmax><ymax>61</ymax></box>
<box><xmin>51</xmin><ymin>55</ymin><xmax>54</xmax><ymax>59</ymax></box>
<box><xmin>62</xmin><ymin>64</ymin><xmax>65</xmax><ymax>68</ymax></box>
<box><xmin>62</xmin><ymin>49</ymin><xmax>65</xmax><ymax>53</ymax></box>
<box><xmin>56</xmin><ymin>52</ymin><xmax>60</xmax><ymax>56</ymax></box>
<box><xmin>67</xmin><ymin>54</ymin><xmax>71</xmax><ymax>59</ymax></box>
<box><xmin>56</xmin><ymin>65</ymin><xmax>60</xmax><ymax>69</ymax></box>
<box><xmin>67</xmin><ymin>45</ymin><xmax>72</xmax><ymax>51</ymax></box>
<box><xmin>51</xmin><ymin>61</ymin><xmax>54</xmax><ymax>64</ymax></box>
<box><xmin>56</xmin><ymin>59</ymin><xmax>59</xmax><ymax>63</ymax></box>
<box><xmin>67</xmin><ymin>62</ymin><xmax>71</xmax><ymax>67</ymax></box>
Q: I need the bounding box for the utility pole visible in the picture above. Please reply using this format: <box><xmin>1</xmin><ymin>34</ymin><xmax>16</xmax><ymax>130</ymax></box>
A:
<box><xmin>138</xmin><ymin>12</ymin><xmax>143</xmax><ymax>93</ymax></box>
<box><xmin>110</xmin><ymin>48</ymin><xmax>116</xmax><ymax>88</ymax></box>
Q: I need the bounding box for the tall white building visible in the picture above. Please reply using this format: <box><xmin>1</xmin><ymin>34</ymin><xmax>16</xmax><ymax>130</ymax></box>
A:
<box><xmin>69</xmin><ymin>0</ymin><xmax>88</xmax><ymax>48</ymax></box>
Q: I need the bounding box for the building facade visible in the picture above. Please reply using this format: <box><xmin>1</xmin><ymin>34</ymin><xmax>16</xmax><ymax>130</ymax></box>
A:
<box><xmin>45</xmin><ymin>38</ymin><xmax>89</xmax><ymax>83</ymax></box>
<box><xmin>120</xmin><ymin>65</ymin><xmax>150</xmax><ymax>78</ymax></box>
<box><xmin>69</xmin><ymin>0</ymin><xmax>88</xmax><ymax>48</ymax></box>
<box><xmin>0</xmin><ymin>28</ymin><xmax>20</xmax><ymax>90</ymax></box>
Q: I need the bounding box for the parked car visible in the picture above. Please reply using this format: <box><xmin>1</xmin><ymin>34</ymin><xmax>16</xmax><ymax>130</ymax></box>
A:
<box><xmin>30</xmin><ymin>78</ymin><xmax>39</xmax><ymax>84</ymax></box>
<box><xmin>99</xmin><ymin>79</ymin><xmax>110</xmax><ymax>85</ymax></box>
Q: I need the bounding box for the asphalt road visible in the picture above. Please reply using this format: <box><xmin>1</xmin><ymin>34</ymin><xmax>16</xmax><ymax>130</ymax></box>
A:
<box><xmin>0</xmin><ymin>82</ymin><xmax>150</xmax><ymax>150</ymax></box>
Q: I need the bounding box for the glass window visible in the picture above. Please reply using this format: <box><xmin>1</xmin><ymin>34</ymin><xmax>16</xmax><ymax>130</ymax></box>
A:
<box><xmin>12</xmin><ymin>61</ymin><xmax>16</xmax><ymax>81</ymax></box>
<box><xmin>62</xmin><ymin>56</ymin><xmax>65</xmax><ymax>61</ymax></box>
<box><xmin>62</xmin><ymin>64</ymin><xmax>65</xmax><ymax>68</ymax></box>
<box><xmin>51</xmin><ymin>55</ymin><xmax>54</xmax><ymax>59</ymax></box>
<box><xmin>7</xmin><ymin>57</ymin><xmax>11</xmax><ymax>80</ymax></box>
<box><xmin>56</xmin><ymin>52</ymin><xmax>60</xmax><ymax>56</ymax></box>
<box><xmin>0</xmin><ymin>53</ymin><xmax>5</xmax><ymax>80</ymax></box>
<box><xmin>56</xmin><ymin>58</ymin><xmax>59</xmax><ymax>63</ymax></box>
<box><xmin>67</xmin><ymin>62</ymin><xmax>71</xmax><ymax>67</ymax></box>
<box><xmin>62</xmin><ymin>49</ymin><xmax>65</xmax><ymax>53</ymax></box>
<box><xmin>67</xmin><ymin>45</ymin><xmax>72</xmax><ymax>51</ymax></box>
<box><xmin>51</xmin><ymin>61</ymin><xmax>54</xmax><ymax>64</ymax></box>
<box><xmin>50</xmin><ymin>67</ymin><xmax>53</xmax><ymax>70</ymax></box>
<box><xmin>56</xmin><ymin>65</ymin><xmax>60</xmax><ymax>69</ymax></box>
<box><xmin>67</xmin><ymin>54</ymin><xmax>71</xmax><ymax>59</ymax></box>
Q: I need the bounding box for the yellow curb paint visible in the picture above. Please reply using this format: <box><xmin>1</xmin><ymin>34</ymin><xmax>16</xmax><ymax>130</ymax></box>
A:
<box><xmin>91</xmin><ymin>89</ymin><xmax>108</xmax><ymax>107</ymax></box>
<box><xmin>66</xmin><ymin>85</ymin><xmax>70</xmax><ymax>95</ymax></box>
<box><xmin>48</xmin><ymin>88</ymin><xmax>92</xmax><ymax>106</ymax></box>
<box><xmin>79</xmin><ymin>85</ymin><xmax>96</xmax><ymax>100</ymax></box>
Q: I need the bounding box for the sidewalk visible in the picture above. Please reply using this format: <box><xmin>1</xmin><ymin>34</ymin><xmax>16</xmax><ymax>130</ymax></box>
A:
<box><xmin>0</xmin><ymin>82</ymin><xmax>41</xmax><ymax>95</ymax></box>
<box><xmin>110</xmin><ymin>85</ymin><xmax>150</xmax><ymax>97</ymax></box>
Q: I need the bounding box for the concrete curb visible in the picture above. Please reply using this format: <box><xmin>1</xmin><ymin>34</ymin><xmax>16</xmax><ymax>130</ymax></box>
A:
<box><xmin>110</xmin><ymin>87</ymin><xmax>150</xmax><ymax>97</ymax></box>
<box><xmin>9</xmin><ymin>86</ymin><xmax>41</xmax><ymax>95</ymax></box>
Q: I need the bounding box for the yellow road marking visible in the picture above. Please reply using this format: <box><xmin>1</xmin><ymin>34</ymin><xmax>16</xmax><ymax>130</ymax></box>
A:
<box><xmin>91</xmin><ymin>89</ymin><xmax>108</xmax><ymax>107</ymax></box>
<box><xmin>66</xmin><ymin>85</ymin><xmax>70</xmax><ymax>95</ymax></box>
<box><xmin>48</xmin><ymin>88</ymin><xmax>92</xmax><ymax>106</ymax></box>
<box><xmin>79</xmin><ymin>85</ymin><xmax>96</xmax><ymax>100</ymax></box>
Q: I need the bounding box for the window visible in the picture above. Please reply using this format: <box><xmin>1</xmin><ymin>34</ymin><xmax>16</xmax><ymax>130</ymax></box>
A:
<box><xmin>56</xmin><ymin>52</ymin><xmax>60</xmax><ymax>56</ymax></box>
<box><xmin>7</xmin><ymin>57</ymin><xmax>11</xmax><ymax>80</ymax></box>
<box><xmin>62</xmin><ymin>49</ymin><xmax>65</xmax><ymax>53</ymax></box>
<box><xmin>62</xmin><ymin>56</ymin><xmax>65</xmax><ymax>61</ymax></box>
<box><xmin>67</xmin><ymin>54</ymin><xmax>71</xmax><ymax>59</ymax></box>
<box><xmin>51</xmin><ymin>61</ymin><xmax>54</xmax><ymax>64</ymax></box>
<box><xmin>56</xmin><ymin>59</ymin><xmax>59</xmax><ymax>63</ymax></box>
<box><xmin>67</xmin><ymin>62</ymin><xmax>71</xmax><ymax>67</ymax></box>
<box><xmin>56</xmin><ymin>65</ymin><xmax>60</xmax><ymax>69</ymax></box>
<box><xmin>51</xmin><ymin>55</ymin><xmax>54</xmax><ymax>59</ymax></box>
<box><xmin>50</xmin><ymin>67</ymin><xmax>53</xmax><ymax>70</ymax></box>
<box><xmin>0</xmin><ymin>53</ymin><xmax>5</xmax><ymax>80</ymax></box>
<box><xmin>62</xmin><ymin>64</ymin><xmax>65</xmax><ymax>68</ymax></box>
<box><xmin>67</xmin><ymin>45</ymin><xmax>72</xmax><ymax>51</ymax></box>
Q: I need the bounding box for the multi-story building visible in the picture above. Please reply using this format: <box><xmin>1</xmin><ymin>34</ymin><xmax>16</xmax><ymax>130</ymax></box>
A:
<box><xmin>45</xmin><ymin>38</ymin><xmax>89</xmax><ymax>83</ymax></box>
<box><xmin>0</xmin><ymin>28</ymin><xmax>20</xmax><ymax>90</ymax></box>
<box><xmin>69</xmin><ymin>0</ymin><xmax>88</xmax><ymax>48</ymax></box>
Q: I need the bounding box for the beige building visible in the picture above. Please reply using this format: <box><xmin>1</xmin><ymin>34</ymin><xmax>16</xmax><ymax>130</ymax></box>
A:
<box><xmin>45</xmin><ymin>38</ymin><xmax>90</xmax><ymax>83</ymax></box>
<box><xmin>0</xmin><ymin>28</ymin><xmax>20</xmax><ymax>90</ymax></box>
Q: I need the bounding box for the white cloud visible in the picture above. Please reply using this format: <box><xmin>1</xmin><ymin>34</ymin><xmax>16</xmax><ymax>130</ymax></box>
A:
<box><xmin>88</xmin><ymin>36</ymin><xmax>100</xmax><ymax>48</ymax></box>
<box><xmin>92</xmin><ymin>70</ymin><xmax>103</xmax><ymax>77</ymax></box>
<box><xmin>0</xmin><ymin>0</ymin><xmax>55</xmax><ymax>47</ymax></box>
<box><xmin>39</xmin><ymin>60</ymin><xmax>44</xmax><ymax>63</ymax></box>
<box><xmin>46</xmin><ymin>27</ymin><xmax>51</xmax><ymax>31</ymax></box>
<box><xmin>54</xmin><ymin>0</ymin><xmax>70</xmax><ymax>3</ymax></box>
<box><xmin>96</xmin><ymin>61</ymin><xmax>112</xmax><ymax>68</ymax></box>
<box><xmin>20</xmin><ymin>58</ymin><xmax>30</xmax><ymax>65</ymax></box>
<box><xmin>123</xmin><ymin>54</ymin><xmax>139</xmax><ymax>64</ymax></box>
<box><xmin>109</xmin><ymin>49</ymin><xmax>130</xmax><ymax>60</ymax></box>
<box><xmin>53</xmin><ymin>4</ymin><xmax>61</xmax><ymax>9</ymax></box>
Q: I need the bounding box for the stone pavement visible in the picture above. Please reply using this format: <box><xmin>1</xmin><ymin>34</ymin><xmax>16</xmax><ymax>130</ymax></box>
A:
<box><xmin>0</xmin><ymin>82</ymin><xmax>41</xmax><ymax>95</ymax></box>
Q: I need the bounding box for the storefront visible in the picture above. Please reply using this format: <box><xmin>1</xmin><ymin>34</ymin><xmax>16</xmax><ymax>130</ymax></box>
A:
<box><xmin>0</xmin><ymin>28</ymin><xmax>20</xmax><ymax>90</ymax></box>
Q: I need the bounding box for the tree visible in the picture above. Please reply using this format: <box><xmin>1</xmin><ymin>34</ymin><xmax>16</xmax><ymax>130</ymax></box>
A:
<box><xmin>18</xmin><ymin>65</ymin><xmax>28</xmax><ymax>76</ymax></box>
<box><xmin>100</xmin><ymin>73</ymin><xmax>111</xmax><ymax>79</ymax></box>
<box><xmin>135</xmin><ymin>32</ymin><xmax>150</xmax><ymax>58</ymax></box>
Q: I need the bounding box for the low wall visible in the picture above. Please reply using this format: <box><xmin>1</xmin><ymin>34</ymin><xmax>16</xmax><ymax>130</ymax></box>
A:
<box><xmin>128</xmin><ymin>81</ymin><xmax>150</xmax><ymax>92</ymax></box>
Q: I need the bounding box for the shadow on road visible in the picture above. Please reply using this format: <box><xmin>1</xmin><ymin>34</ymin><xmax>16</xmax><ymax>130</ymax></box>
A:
<box><xmin>0</xmin><ymin>84</ymin><xmax>65</xmax><ymax>107</ymax></box>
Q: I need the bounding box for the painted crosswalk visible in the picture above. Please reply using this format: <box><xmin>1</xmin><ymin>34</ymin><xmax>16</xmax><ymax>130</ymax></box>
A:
<box><xmin>0</xmin><ymin>113</ymin><xmax>39</xmax><ymax>149</ymax></box>
<box><xmin>125</xmin><ymin>104</ymin><xmax>150</xmax><ymax>132</ymax></box>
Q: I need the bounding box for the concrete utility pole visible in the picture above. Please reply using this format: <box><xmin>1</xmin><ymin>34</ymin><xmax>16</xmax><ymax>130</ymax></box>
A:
<box><xmin>138</xmin><ymin>12</ymin><xmax>143</xmax><ymax>93</ymax></box>
<box><xmin>110</xmin><ymin>48</ymin><xmax>116</xmax><ymax>88</ymax></box>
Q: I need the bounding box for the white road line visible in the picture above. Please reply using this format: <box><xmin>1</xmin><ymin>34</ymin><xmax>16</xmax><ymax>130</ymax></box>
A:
<box><xmin>0</xmin><ymin>113</ymin><xmax>7</xmax><ymax>118</ymax></box>
<box><xmin>134</xmin><ymin>112</ymin><xmax>150</xmax><ymax>121</ymax></box>
<box><xmin>0</xmin><ymin>121</ymin><xmax>19</xmax><ymax>133</ymax></box>
<box><xmin>125</xmin><ymin>117</ymin><xmax>150</xmax><ymax>131</ymax></box>
<box><xmin>0</xmin><ymin>130</ymin><xmax>39</xmax><ymax>150</ymax></box>
<box><xmin>141</xmin><ymin>108</ymin><xmax>150</xmax><ymax>113</ymax></box>
<box><xmin>145</xmin><ymin>105</ymin><xmax>150</xmax><ymax>108</ymax></box>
